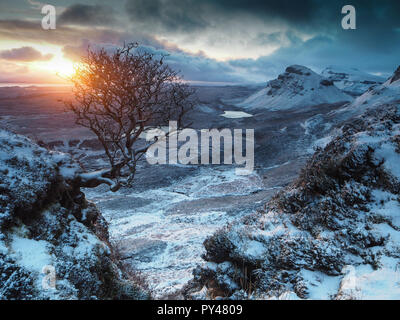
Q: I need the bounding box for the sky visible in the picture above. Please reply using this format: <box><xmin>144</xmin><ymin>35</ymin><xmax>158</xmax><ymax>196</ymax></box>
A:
<box><xmin>0</xmin><ymin>0</ymin><xmax>399</xmax><ymax>84</ymax></box>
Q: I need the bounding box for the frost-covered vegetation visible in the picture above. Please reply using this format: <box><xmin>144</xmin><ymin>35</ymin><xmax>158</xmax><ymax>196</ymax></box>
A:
<box><xmin>188</xmin><ymin>102</ymin><xmax>400</xmax><ymax>300</ymax></box>
<box><xmin>0</xmin><ymin>130</ymin><xmax>148</xmax><ymax>299</ymax></box>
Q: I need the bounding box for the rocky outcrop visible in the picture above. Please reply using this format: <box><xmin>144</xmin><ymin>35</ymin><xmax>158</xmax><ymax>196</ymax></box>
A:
<box><xmin>321</xmin><ymin>66</ymin><xmax>384</xmax><ymax>97</ymax></box>
<box><xmin>389</xmin><ymin>66</ymin><xmax>400</xmax><ymax>84</ymax></box>
<box><xmin>238</xmin><ymin>65</ymin><xmax>352</xmax><ymax>111</ymax></box>
<box><xmin>187</xmin><ymin>103</ymin><xmax>400</xmax><ymax>300</ymax></box>
<box><xmin>349</xmin><ymin>65</ymin><xmax>400</xmax><ymax>111</ymax></box>
<box><xmin>0</xmin><ymin>130</ymin><xmax>148</xmax><ymax>300</ymax></box>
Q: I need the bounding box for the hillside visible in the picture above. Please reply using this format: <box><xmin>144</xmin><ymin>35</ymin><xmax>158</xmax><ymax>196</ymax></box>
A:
<box><xmin>188</xmin><ymin>102</ymin><xmax>400</xmax><ymax>299</ymax></box>
<box><xmin>238</xmin><ymin>65</ymin><xmax>352</xmax><ymax>111</ymax></box>
<box><xmin>186</xmin><ymin>66</ymin><xmax>400</xmax><ymax>300</ymax></box>
<box><xmin>351</xmin><ymin>66</ymin><xmax>400</xmax><ymax>109</ymax></box>
<box><xmin>321</xmin><ymin>66</ymin><xmax>384</xmax><ymax>97</ymax></box>
<box><xmin>0</xmin><ymin>130</ymin><xmax>148</xmax><ymax>299</ymax></box>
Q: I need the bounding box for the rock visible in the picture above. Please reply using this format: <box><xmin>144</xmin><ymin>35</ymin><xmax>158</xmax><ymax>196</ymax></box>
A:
<box><xmin>238</xmin><ymin>65</ymin><xmax>352</xmax><ymax>111</ymax></box>
<box><xmin>321</xmin><ymin>66</ymin><xmax>384</xmax><ymax>97</ymax></box>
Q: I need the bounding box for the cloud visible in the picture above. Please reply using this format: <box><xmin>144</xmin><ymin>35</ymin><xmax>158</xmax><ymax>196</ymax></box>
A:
<box><xmin>0</xmin><ymin>19</ymin><xmax>133</xmax><ymax>47</ymax></box>
<box><xmin>126</xmin><ymin>0</ymin><xmax>208</xmax><ymax>33</ymax></box>
<box><xmin>145</xmin><ymin>47</ymin><xmax>248</xmax><ymax>82</ymax></box>
<box><xmin>0</xmin><ymin>46</ymin><xmax>53</xmax><ymax>62</ymax></box>
<box><xmin>125</xmin><ymin>0</ymin><xmax>316</xmax><ymax>33</ymax></box>
<box><xmin>124</xmin><ymin>0</ymin><xmax>400</xmax><ymax>58</ymax></box>
<box><xmin>0</xmin><ymin>59</ymin><xmax>66</xmax><ymax>83</ymax></box>
<box><xmin>1</xmin><ymin>1</ymin><xmax>400</xmax><ymax>83</ymax></box>
<box><xmin>59</xmin><ymin>4</ymin><xmax>116</xmax><ymax>26</ymax></box>
<box><xmin>62</xmin><ymin>40</ymin><xmax>90</xmax><ymax>61</ymax></box>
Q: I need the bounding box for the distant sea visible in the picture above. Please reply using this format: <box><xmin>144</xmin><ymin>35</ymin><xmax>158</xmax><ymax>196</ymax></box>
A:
<box><xmin>0</xmin><ymin>83</ymin><xmax>72</xmax><ymax>88</ymax></box>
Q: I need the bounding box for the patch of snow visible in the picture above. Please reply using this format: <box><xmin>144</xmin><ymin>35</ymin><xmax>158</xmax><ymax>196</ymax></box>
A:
<box><xmin>307</xmin><ymin>135</ymin><xmax>333</xmax><ymax>153</ymax></box>
<box><xmin>10</xmin><ymin>235</ymin><xmax>52</xmax><ymax>273</ymax></box>
<box><xmin>300</xmin><ymin>269</ymin><xmax>341</xmax><ymax>300</ymax></box>
<box><xmin>344</xmin><ymin>261</ymin><xmax>400</xmax><ymax>300</ymax></box>
<box><xmin>243</xmin><ymin>240</ymin><xmax>267</xmax><ymax>258</ymax></box>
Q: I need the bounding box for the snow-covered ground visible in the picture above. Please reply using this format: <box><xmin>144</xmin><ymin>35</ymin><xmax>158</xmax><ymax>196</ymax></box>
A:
<box><xmin>84</xmin><ymin>167</ymin><xmax>273</xmax><ymax>298</ymax></box>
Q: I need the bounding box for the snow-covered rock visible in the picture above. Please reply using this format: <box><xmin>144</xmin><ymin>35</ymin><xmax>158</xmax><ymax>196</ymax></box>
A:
<box><xmin>351</xmin><ymin>66</ymin><xmax>400</xmax><ymax>110</ymax></box>
<box><xmin>0</xmin><ymin>130</ymin><xmax>148</xmax><ymax>300</ymax></box>
<box><xmin>188</xmin><ymin>103</ymin><xmax>400</xmax><ymax>300</ymax></box>
<box><xmin>238</xmin><ymin>65</ymin><xmax>352</xmax><ymax>111</ymax></box>
<box><xmin>321</xmin><ymin>66</ymin><xmax>384</xmax><ymax>97</ymax></box>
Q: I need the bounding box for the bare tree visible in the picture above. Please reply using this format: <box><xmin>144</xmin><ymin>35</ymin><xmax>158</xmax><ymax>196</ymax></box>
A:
<box><xmin>65</xmin><ymin>43</ymin><xmax>195</xmax><ymax>191</ymax></box>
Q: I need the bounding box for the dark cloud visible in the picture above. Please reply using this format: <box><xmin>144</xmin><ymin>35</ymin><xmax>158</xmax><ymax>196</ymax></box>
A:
<box><xmin>125</xmin><ymin>0</ymin><xmax>389</xmax><ymax>40</ymax></box>
<box><xmin>0</xmin><ymin>19</ymin><xmax>133</xmax><ymax>46</ymax></box>
<box><xmin>59</xmin><ymin>4</ymin><xmax>116</xmax><ymax>26</ymax></box>
<box><xmin>229</xmin><ymin>32</ymin><xmax>400</xmax><ymax>81</ymax></box>
<box><xmin>122</xmin><ymin>0</ymin><xmax>400</xmax><ymax>80</ymax></box>
<box><xmin>125</xmin><ymin>0</ymin><xmax>316</xmax><ymax>32</ymax></box>
<box><xmin>124</xmin><ymin>0</ymin><xmax>400</xmax><ymax>48</ymax></box>
<box><xmin>213</xmin><ymin>0</ymin><xmax>316</xmax><ymax>23</ymax></box>
<box><xmin>151</xmin><ymin>48</ymin><xmax>247</xmax><ymax>82</ymax></box>
<box><xmin>62</xmin><ymin>39</ymin><xmax>90</xmax><ymax>61</ymax></box>
<box><xmin>0</xmin><ymin>46</ymin><xmax>53</xmax><ymax>61</ymax></box>
<box><xmin>126</xmin><ymin>0</ymin><xmax>208</xmax><ymax>32</ymax></box>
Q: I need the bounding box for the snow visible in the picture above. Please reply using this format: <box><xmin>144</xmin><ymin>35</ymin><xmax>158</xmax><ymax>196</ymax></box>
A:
<box><xmin>342</xmin><ymin>261</ymin><xmax>400</xmax><ymax>300</ymax></box>
<box><xmin>370</xmin><ymin>190</ymin><xmax>400</xmax><ymax>229</ymax></box>
<box><xmin>243</xmin><ymin>240</ymin><xmax>267</xmax><ymax>258</ymax></box>
<box><xmin>0</xmin><ymin>129</ymin><xmax>147</xmax><ymax>300</ymax></box>
<box><xmin>307</xmin><ymin>135</ymin><xmax>333</xmax><ymax>153</ymax></box>
<box><xmin>299</xmin><ymin>269</ymin><xmax>341</xmax><ymax>300</ymax></box>
<box><xmin>238</xmin><ymin>65</ymin><xmax>352</xmax><ymax>111</ymax></box>
<box><xmin>376</xmin><ymin>143</ymin><xmax>400</xmax><ymax>181</ymax></box>
<box><xmin>321</xmin><ymin>66</ymin><xmax>384</xmax><ymax>96</ymax></box>
<box><xmin>192</xmin><ymin>101</ymin><xmax>400</xmax><ymax>300</ymax></box>
<box><xmin>349</xmin><ymin>69</ymin><xmax>400</xmax><ymax>111</ymax></box>
<box><xmin>10</xmin><ymin>236</ymin><xmax>52</xmax><ymax>273</ymax></box>
<box><xmin>84</xmin><ymin>167</ymin><xmax>265</xmax><ymax>298</ymax></box>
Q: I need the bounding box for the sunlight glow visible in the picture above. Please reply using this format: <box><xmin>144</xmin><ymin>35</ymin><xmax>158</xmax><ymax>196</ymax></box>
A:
<box><xmin>32</xmin><ymin>55</ymin><xmax>76</xmax><ymax>79</ymax></box>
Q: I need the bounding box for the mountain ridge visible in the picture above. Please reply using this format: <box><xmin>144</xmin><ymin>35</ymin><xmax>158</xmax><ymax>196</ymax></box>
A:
<box><xmin>321</xmin><ymin>66</ymin><xmax>385</xmax><ymax>97</ymax></box>
<box><xmin>238</xmin><ymin>65</ymin><xmax>352</xmax><ymax>111</ymax></box>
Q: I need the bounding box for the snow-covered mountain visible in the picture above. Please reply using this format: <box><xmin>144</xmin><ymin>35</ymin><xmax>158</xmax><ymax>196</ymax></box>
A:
<box><xmin>321</xmin><ymin>66</ymin><xmax>384</xmax><ymax>97</ymax></box>
<box><xmin>351</xmin><ymin>66</ymin><xmax>400</xmax><ymax>109</ymax></box>
<box><xmin>238</xmin><ymin>65</ymin><xmax>352</xmax><ymax>111</ymax></box>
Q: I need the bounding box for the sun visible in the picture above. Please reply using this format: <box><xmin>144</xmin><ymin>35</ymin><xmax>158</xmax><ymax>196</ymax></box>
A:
<box><xmin>29</xmin><ymin>51</ymin><xmax>76</xmax><ymax>80</ymax></box>
<box><xmin>40</xmin><ymin>55</ymin><xmax>76</xmax><ymax>78</ymax></box>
